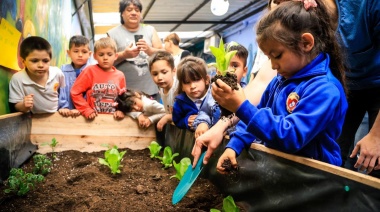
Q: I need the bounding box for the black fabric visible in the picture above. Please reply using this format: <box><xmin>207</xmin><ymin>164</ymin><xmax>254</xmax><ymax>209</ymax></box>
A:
<box><xmin>180</xmin><ymin>50</ymin><xmax>191</xmax><ymax>59</ymax></box>
<box><xmin>166</xmin><ymin>125</ymin><xmax>380</xmax><ymax>211</ymax></box>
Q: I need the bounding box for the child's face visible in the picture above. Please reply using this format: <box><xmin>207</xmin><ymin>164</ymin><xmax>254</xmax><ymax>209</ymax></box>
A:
<box><xmin>93</xmin><ymin>47</ymin><xmax>118</xmax><ymax>71</ymax></box>
<box><xmin>259</xmin><ymin>39</ymin><xmax>307</xmax><ymax>79</ymax></box>
<box><xmin>22</xmin><ymin>50</ymin><xmax>51</xmax><ymax>79</ymax></box>
<box><xmin>67</xmin><ymin>44</ymin><xmax>92</xmax><ymax>69</ymax></box>
<box><xmin>229</xmin><ymin>55</ymin><xmax>247</xmax><ymax>83</ymax></box>
<box><xmin>130</xmin><ymin>96</ymin><xmax>144</xmax><ymax>112</ymax></box>
<box><xmin>150</xmin><ymin>60</ymin><xmax>176</xmax><ymax>91</ymax></box>
<box><xmin>182</xmin><ymin>78</ymin><xmax>208</xmax><ymax>99</ymax></box>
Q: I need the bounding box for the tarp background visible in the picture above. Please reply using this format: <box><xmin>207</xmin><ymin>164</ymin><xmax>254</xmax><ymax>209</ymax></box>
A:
<box><xmin>165</xmin><ymin>124</ymin><xmax>380</xmax><ymax>211</ymax></box>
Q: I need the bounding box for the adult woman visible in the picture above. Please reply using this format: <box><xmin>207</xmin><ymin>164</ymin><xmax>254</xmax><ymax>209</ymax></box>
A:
<box><xmin>164</xmin><ymin>33</ymin><xmax>191</xmax><ymax>67</ymax></box>
<box><xmin>107</xmin><ymin>0</ymin><xmax>162</xmax><ymax>100</ymax></box>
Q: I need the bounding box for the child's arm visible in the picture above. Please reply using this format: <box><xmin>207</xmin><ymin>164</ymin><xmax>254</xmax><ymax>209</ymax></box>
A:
<box><xmin>70</xmin><ymin>72</ymin><xmax>95</xmax><ymax>119</ymax></box>
<box><xmin>172</xmin><ymin>101</ymin><xmax>194</xmax><ymax>130</ymax></box>
<box><xmin>157</xmin><ymin>114</ymin><xmax>172</xmax><ymax>131</ymax></box>
<box><xmin>14</xmin><ymin>94</ymin><xmax>34</xmax><ymax>113</ymax></box>
<box><xmin>144</xmin><ymin>98</ymin><xmax>166</xmax><ymax>124</ymax></box>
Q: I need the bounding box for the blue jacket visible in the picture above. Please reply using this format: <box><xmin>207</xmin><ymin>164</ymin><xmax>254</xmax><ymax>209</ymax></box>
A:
<box><xmin>58</xmin><ymin>63</ymin><xmax>89</xmax><ymax>109</ymax></box>
<box><xmin>227</xmin><ymin>53</ymin><xmax>347</xmax><ymax>166</ymax></box>
<box><xmin>336</xmin><ymin>0</ymin><xmax>380</xmax><ymax>90</ymax></box>
<box><xmin>193</xmin><ymin>88</ymin><xmax>220</xmax><ymax>129</ymax></box>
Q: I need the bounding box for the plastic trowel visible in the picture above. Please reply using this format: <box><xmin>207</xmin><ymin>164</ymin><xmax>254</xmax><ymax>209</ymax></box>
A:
<box><xmin>172</xmin><ymin>151</ymin><xmax>206</xmax><ymax>204</ymax></box>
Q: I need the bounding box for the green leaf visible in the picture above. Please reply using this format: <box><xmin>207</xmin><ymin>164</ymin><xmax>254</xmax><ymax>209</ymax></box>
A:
<box><xmin>170</xmin><ymin>157</ymin><xmax>191</xmax><ymax>180</ymax></box>
<box><xmin>148</xmin><ymin>141</ymin><xmax>162</xmax><ymax>158</ymax></box>
<box><xmin>208</xmin><ymin>38</ymin><xmax>238</xmax><ymax>76</ymax></box>
<box><xmin>223</xmin><ymin>195</ymin><xmax>240</xmax><ymax>212</ymax></box>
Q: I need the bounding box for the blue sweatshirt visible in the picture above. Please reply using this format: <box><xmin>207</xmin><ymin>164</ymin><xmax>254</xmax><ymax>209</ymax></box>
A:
<box><xmin>227</xmin><ymin>53</ymin><xmax>347</xmax><ymax>166</ymax></box>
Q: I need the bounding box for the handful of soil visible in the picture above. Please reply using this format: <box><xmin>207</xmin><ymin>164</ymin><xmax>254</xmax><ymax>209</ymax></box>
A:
<box><xmin>221</xmin><ymin>158</ymin><xmax>239</xmax><ymax>175</ymax></box>
<box><xmin>211</xmin><ymin>72</ymin><xmax>239</xmax><ymax>118</ymax></box>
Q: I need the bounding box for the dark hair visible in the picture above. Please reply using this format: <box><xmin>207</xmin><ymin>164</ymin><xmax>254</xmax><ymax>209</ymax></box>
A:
<box><xmin>69</xmin><ymin>35</ymin><xmax>90</xmax><ymax>49</ymax></box>
<box><xmin>227</xmin><ymin>43</ymin><xmax>248</xmax><ymax>66</ymax></box>
<box><xmin>148</xmin><ymin>51</ymin><xmax>175</xmax><ymax>71</ymax></box>
<box><xmin>116</xmin><ymin>89</ymin><xmax>147</xmax><ymax>113</ymax></box>
<box><xmin>119</xmin><ymin>0</ymin><xmax>143</xmax><ymax>24</ymax></box>
<box><xmin>256</xmin><ymin>0</ymin><xmax>347</xmax><ymax>93</ymax></box>
<box><xmin>176</xmin><ymin>56</ymin><xmax>209</xmax><ymax>95</ymax></box>
<box><xmin>164</xmin><ymin>33</ymin><xmax>180</xmax><ymax>46</ymax></box>
<box><xmin>20</xmin><ymin>36</ymin><xmax>52</xmax><ymax>59</ymax></box>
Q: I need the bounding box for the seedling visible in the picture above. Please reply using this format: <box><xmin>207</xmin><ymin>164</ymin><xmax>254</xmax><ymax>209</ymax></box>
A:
<box><xmin>42</xmin><ymin>137</ymin><xmax>59</xmax><ymax>160</ymax></box>
<box><xmin>4</xmin><ymin>168</ymin><xmax>44</xmax><ymax>196</ymax></box>
<box><xmin>209</xmin><ymin>39</ymin><xmax>237</xmax><ymax>77</ymax></box>
<box><xmin>210</xmin><ymin>195</ymin><xmax>240</xmax><ymax>212</ymax></box>
<box><xmin>148</xmin><ymin>141</ymin><xmax>162</xmax><ymax>159</ymax></box>
<box><xmin>170</xmin><ymin>157</ymin><xmax>191</xmax><ymax>180</ymax></box>
<box><xmin>98</xmin><ymin>145</ymin><xmax>126</xmax><ymax>174</ymax></box>
<box><xmin>33</xmin><ymin>154</ymin><xmax>52</xmax><ymax>175</ymax></box>
<box><xmin>156</xmin><ymin>146</ymin><xmax>179</xmax><ymax>169</ymax></box>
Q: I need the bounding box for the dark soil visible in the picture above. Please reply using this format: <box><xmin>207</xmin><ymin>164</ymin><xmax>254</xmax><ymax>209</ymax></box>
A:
<box><xmin>211</xmin><ymin>72</ymin><xmax>238</xmax><ymax>118</ymax></box>
<box><xmin>221</xmin><ymin>159</ymin><xmax>239</xmax><ymax>175</ymax></box>
<box><xmin>0</xmin><ymin>148</ymin><xmax>225</xmax><ymax>212</ymax></box>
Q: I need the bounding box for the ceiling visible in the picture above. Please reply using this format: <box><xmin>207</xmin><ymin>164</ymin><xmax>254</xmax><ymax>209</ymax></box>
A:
<box><xmin>91</xmin><ymin>0</ymin><xmax>268</xmax><ymax>48</ymax></box>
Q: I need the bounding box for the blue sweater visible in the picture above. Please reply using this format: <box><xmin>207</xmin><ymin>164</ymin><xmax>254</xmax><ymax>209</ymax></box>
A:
<box><xmin>227</xmin><ymin>53</ymin><xmax>347</xmax><ymax>166</ymax></box>
<box><xmin>336</xmin><ymin>0</ymin><xmax>380</xmax><ymax>90</ymax></box>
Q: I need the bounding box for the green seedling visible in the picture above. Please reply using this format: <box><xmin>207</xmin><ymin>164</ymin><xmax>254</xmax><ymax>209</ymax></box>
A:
<box><xmin>98</xmin><ymin>145</ymin><xmax>126</xmax><ymax>174</ymax></box>
<box><xmin>210</xmin><ymin>195</ymin><xmax>240</xmax><ymax>212</ymax></box>
<box><xmin>42</xmin><ymin>137</ymin><xmax>59</xmax><ymax>159</ymax></box>
<box><xmin>4</xmin><ymin>168</ymin><xmax>44</xmax><ymax>196</ymax></box>
<box><xmin>156</xmin><ymin>146</ymin><xmax>179</xmax><ymax>169</ymax></box>
<box><xmin>209</xmin><ymin>39</ymin><xmax>237</xmax><ymax>76</ymax></box>
<box><xmin>148</xmin><ymin>141</ymin><xmax>162</xmax><ymax>159</ymax></box>
<box><xmin>33</xmin><ymin>154</ymin><xmax>52</xmax><ymax>175</ymax></box>
<box><xmin>170</xmin><ymin>157</ymin><xmax>191</xmax><ymax>180</ymax></box>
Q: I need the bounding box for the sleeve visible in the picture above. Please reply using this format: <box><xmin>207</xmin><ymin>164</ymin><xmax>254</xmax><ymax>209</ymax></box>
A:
<box><xmin>8</xmin><ymin>75</ymin><xmax>25</xmax><ymax>104</ymax></box>
<box><xmin>127</xmin><ymin>112</ymin><xmax>142</xmax><ymax>119</ymax></box>
<box><xmin>172</xmin><ymin>100</ymin><xmax>191</xmax><ymax>130</ymax></box>
<box><xmin>145</xmin><ymin>98</ymin><xmax>166</xmax><ymax>123</ymax></box>
<box><xmin>70</xmin><ymin>70</ymin><xmax>94</xmax><ymax>118</ymax></box>
<box><xmin>193</xmin><ymin>94</ymin><xmax>213</xmax><ymax>129</ymax></box>
<box><xmin>58</xmin><ymin>68</ymin><xmax>69</xmax><ymax>109</ymax></box>
<box><xmin>227</xmin><ymin>120</ymin><xmax>257</xmax><ymax>155</ymax></box>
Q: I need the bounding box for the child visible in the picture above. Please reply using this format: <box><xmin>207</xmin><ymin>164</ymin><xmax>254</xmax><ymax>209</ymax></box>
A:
<box><xmin>9</xmin><ymin>36</ymin><xmax>65</xmax><ymax>114</ymax></box>
<box><xmin>148</xmin><ymin>51</ymin><xmax>177</xmax><ymax>131</ymax></box>
<box><xmin>172</xmin><ymin>56</ymin><xmax>220</xmax><ymax>138</ymax></box>
<box><xmin>58</xmin><ymin>35</ymin><xmax>92</xmax><ymax>117</ymax></box>
<box><xmin>116</xmin><ymin>89</ymin><xmax>166</xmax><ymax>129</ymax></box>
<box><xmin>70</xmin><ymin>37</ymin><xmax>126</xmax><ymax>120</ymax></box>
<box><xmin>213</xmin><ymin>0</ymin><xmax>348</xmax><ymax>172</ymax></box>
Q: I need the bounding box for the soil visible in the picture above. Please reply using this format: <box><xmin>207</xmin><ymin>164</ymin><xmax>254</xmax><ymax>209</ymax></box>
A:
<box><xmin>221</xmin><ymin>159</ymin><xmax>239</xmax><ymax>175</ymax></box>
<box><xmin>0</xmin><ymin>148</ymin><xmax>225</xmax><ymax>212</ymax></box>
<box><xmin>211</xmin><ymin>72</ymin><xmax>239</xmax><ymax>118</ymax></box>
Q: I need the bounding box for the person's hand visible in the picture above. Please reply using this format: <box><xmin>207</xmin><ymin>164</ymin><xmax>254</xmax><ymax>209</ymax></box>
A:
<box><xmin>212</xmin><ymin>79</ymin><xmax>246</xmax><ymax>113</ymax></box>
<box><xmin>23</xmin><ymin>94</ymin><xmax>34</xmax><ymax>111</ymax></box>
<box><xmin>137</xmin><ymin>114</ymin><xmax>151</xmax><ymax>128</ymax></box>
<box><xmin>216</xmin><ymin>148</ymin><xmax>238</xmax><ymax>174</ymax></box>
<box><xmin>86</xmin><ymin>111</ymin><xmax>97</xmax><ymax>120</ymax></box>
<box><xmin>188</xmin><ymin>114</ymin><xmax>197</xmax><ymax>129</ymax></box>
<box><xmin>195</xmin><ymin>123</ymin><xmax>209</xmax><ymax>139</ymax></box>
<box><xmin>70</xmin><ymin>109</ymin><xmax>81</xmax><ymax>118</ymax></box>
<box><xmin>350</xmin><ymin>131</ymin><xmax>380</xmax><ymax>174</ymax></box>
<box><xmin>113</xmin><ymin>110</ymin><xmax>125</xmax><ymax>120</ymax></box>
<box><xmin>122</xmin><ymin>42</ymin><xmax>140</xmax><ymax>59</ymax></box>
<box><xmin>58</xmin><ymin>108</ymin><xmax>71</xmax><ymax>117</ymax></box>
<box><xmin>136</xmin><ymin>39</ymin><xmax>152</xmax><ymax>55</ymax></box>
<box><xmin>157</xmin><ymin>115</ymin><xmax>169</xmax><ymax>131</ymax></box>
<box><xmin>191</xmin><ymin>120</ymin><xmax>228</xmax><ymax>167</ymax></box>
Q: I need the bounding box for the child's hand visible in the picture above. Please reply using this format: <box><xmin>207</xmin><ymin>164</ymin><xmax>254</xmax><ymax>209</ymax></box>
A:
<box><xmin>216</xmin><ymin>148</ymin><xmax>238</xmax><ymax>175</ymax></box>
<box><xmin>113</xmin><ymin>110</ymin><xmax>125</xmax><ymax>120</ymax></box>
<box><xmin>86</xmin><ymin>111</ymin><xmax>97</xmax><ymax>120</ymax></box>
<box><xmin>188</xmin><ymin>114</ymin><xmax>197</xmax><ymax>130</ymax></box>
<box><xmin>195</xmin><ymin>123</ymin><xmax>209</xmax><ymax>139</ymax></box>
<box><xmin>157</xmin><ymin>115</ymin><xmax>169</xmax><ymax>131</ymax></box>
<box><xmin>137</xmin><ymin>114</ymin><xmax>150</xmax><ymax>128</ymax></box>
<box><xmin>58</xmin><ymin>108</ymin><xmax>71</xmax><ymax>117</ymax></box>
<box><xmin>70</xmin><ymin>109</ymin><xmax>81</xmax><ymax>118</ymax></box>
<box><xmin>23</xmin><ymin>94</ymin><xmax>34</xmax><ymax>111</ymax></box>
<box><xmin>212</xmin><ymin>79</ymin><xmax>246</xmax><ymax>113</ymax></box>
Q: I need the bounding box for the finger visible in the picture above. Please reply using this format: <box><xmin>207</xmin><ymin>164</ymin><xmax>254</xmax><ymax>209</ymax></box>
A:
<box><xmin>191</xmin><ymin>142</ymin><xmax>202</xmax><ymax>168</ymax></box>
<box><xmin>366</xmin><ymin>157</ymin><xmax>376</xmax><ymax>174</ymax></box>
<box><xmin>354</xmin><ymin>154</ymin><xmax>364</xmax><ymax>168</ymax></box>
<box><xmin>374</xmin><ymin>158</ymin><xmax>380</xmax><ymax>170</ymax></box>
<box><xmin>350</xmin><ymin>145</ymin><xmax>359</xmax><ymax>158</ymax></box>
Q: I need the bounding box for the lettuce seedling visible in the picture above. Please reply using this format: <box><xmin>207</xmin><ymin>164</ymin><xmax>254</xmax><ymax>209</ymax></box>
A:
<box><xmin>156</xmin><ymin>146</ymin><xmax>179</xmax><ymax>169</ymax></box>
<box><xmin>4</xmin><ymin>168</ymin><xmax>44</xmax><ymax>196</ymax></box>
<box><xmin>98</xmin><ymin>145</ymin><xmax>126</xmax><ymax>174</ymax></box>
<box><xmin>33</xmin><ymin>154</ymin><xmax>52</xmax><ymax>176</ymax></box>
<box><xmin>148</xmin><ymin>141</ymin><xmax>162</xmax><ymax>159</ymax></box>
<box><xmin>210</xmin><ymin>195</ymin><xmax>240</xmax><ymax>212</ymax></box>
<box><xmin>209</xmin><ymin>39</ymin><xmax>237</xmax><ymax>76</ymax></box>
<box><xmin>170</xmin><ymin>157</ymin><xmax>191</xmax><ymax>180</ymax></box>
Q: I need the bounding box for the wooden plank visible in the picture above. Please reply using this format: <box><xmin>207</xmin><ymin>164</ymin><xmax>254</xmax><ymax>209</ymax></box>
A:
<box><xmin>31</xmin><ymin>113</ymin><xmax>156</xmax><ymax>154</ymax></box>
<box><xmin>250</xmin><ymin>143</ymin><xmax>380</xmax><ymax>189</ymax></box>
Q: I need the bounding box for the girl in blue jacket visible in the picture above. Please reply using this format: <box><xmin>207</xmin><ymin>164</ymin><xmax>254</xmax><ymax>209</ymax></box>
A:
<box><xmin>213</xmin><ymin>0</ymin><xmax>348</xmax><ymax>171</ymax></box>
<box><xmin>172</xmin><ymin>56</ymin><xmax>220</xmax><ymax>136</ymax></box>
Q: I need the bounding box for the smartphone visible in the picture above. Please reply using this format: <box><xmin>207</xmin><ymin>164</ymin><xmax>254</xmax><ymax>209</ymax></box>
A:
<box><xmin>134</xmin><ymin>35</ymin><xmax>143</xmax><ymax>43</ymax></box>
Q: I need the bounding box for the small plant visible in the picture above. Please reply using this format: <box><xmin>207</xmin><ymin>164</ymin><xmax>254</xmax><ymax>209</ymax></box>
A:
<box><xmin>210</xmin><ymin>195</ymin><xmax>240</xmax><ymax>212</ymax></box>
<box><xmin>148</xmin><ymin>141</ymin><xmax>162</xmax><ymax>159</ymax></box>
<box><xmin>209</xmin><ymin>39</ymin><xmax>237</xmax><ymax>77</ymax></box>
<box><xmin>98</xmin><ymin>145</ymin><xmax>126</xmax><ymax>174</ymax></box>
<box><xmin>42</xmin><ymin>137</ymin><xmax>59</xmax><ymax>159</ymax></box>
<box><xmin>4</xmin><ymin>168</ymin><xmax>44</xmax><ymax>196</ymax></box>
<box><xmin>156</xmin><ymin>146</ymin><xmax>179</xmax><ymax>169</ymax></box>
<box><xmin>170</xmin><ymin>157</ymin><xmax>191</xmax><ymax>180</ymax></box>
<box><xmin>33</xmin><ymin>154</ymin><xmax>52</xmax><ymax>175</ymax></box>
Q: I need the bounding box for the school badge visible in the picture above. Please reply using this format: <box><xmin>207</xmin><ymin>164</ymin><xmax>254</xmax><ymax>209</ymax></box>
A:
<box><xmin>53</xmin><ymin>83</ymin><xmax>60</xmax><ymax>92</ymax></box>
<box><xmin>286</xmin><ymin>92</ymin><xmax>299</xmax><ymax>113</ymax></box>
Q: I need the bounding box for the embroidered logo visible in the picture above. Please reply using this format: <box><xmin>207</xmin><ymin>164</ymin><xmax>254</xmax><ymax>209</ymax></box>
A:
<box><xmin>286</xmin><ymin>92</ymin><xmax>299</xmax><ymax>113</ymax></box>
<box><xmin>53</xmin><ymin>83</ymin><xmax>59</xmax><ymax>92</ymax></box>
